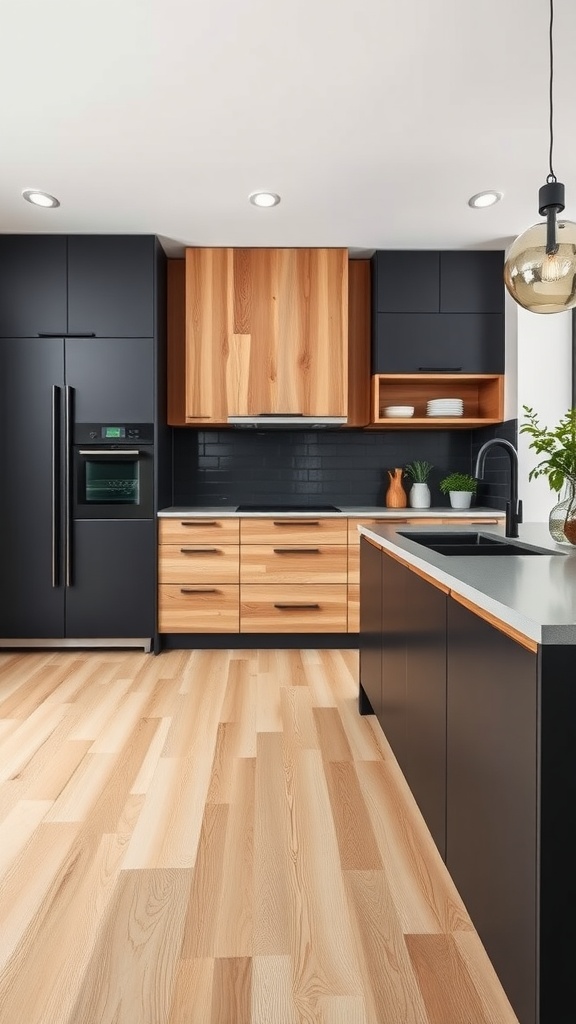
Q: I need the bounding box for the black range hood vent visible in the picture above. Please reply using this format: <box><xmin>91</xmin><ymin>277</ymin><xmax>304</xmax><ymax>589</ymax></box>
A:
<box><xmin>227</xmin><ymin>414</ymin><xmax>347</xmax><ymax>429</ymax></box>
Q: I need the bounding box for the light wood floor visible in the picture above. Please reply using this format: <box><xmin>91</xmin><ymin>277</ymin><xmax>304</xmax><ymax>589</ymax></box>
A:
<box><xmin>0</xmin><ymin>648</ymin><xmax>519</xmax><ymax>1024</ymax></box>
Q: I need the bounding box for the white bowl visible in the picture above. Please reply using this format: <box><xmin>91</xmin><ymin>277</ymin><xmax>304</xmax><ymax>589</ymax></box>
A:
<box><xmin>383</xmin><ymin>405</ymin><xmax>415</xmax><ymax>418</ymax></box>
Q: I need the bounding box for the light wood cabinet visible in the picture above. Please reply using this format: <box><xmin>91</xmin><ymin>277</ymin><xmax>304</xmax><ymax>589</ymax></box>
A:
<box><xmin>240</xmin><ymin>585</ymin><xmax>348</xmax><ymax>633</ymax></box>
<box><xmin>158</xmin><ymin>514</ymin><xmax>503</xmax><ymax>635</ymax></box>
<box><xmin>168</xmin><ymin>248</ymin><xmax>349</xmax><ymax>424</ymax></box>
<box><xmin>157</xmin><ymin>518</ymin><xmax>240</xmax><ymax>632</ymax></box>
<box><xmin>371</xmin><ymin>373</ymin><xmax>503</xmax><ymax>428</ymax></box>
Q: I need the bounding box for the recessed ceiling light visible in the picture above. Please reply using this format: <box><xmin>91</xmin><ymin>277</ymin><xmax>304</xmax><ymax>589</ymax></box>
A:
<box><xmin>22</xmin><ymin>189</ymin><xmax>60</xmax><ymax>208</ymax></box>
<box><xmin>468</xmin><ymin>190</ymin><xmax>503</xmax><ymax>209</ymax></box>
<box><xmin>249</xmin><ymin>191</ymin><xmax>281</xmax><ymax>208</ymax></box>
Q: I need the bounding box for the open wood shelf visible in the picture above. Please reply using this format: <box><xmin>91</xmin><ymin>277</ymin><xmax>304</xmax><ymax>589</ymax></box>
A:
<box><xmin>370</xmin><ymin>373</ymin><xmax>504</xmax><ymax>429</ymax></box>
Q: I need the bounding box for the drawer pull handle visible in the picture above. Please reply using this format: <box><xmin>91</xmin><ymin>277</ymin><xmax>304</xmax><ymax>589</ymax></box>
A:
<box><xmin>180</xmin><ymin>547</ymin><xmax>219</xmax><ymax>554</ymax></box>
<box><xmin>180</xmin><ymin>587</ymin><xmax>218</xmax><ymax>594</ymax></box>
<box><xmin>272</xmin><ymin>520</ymin><xmax>320</xmax><ymax>526</ymax></box>
<box><xmin>273</xmin><ymin>547</ymin><xmax>321</xmax><ymax>554</ymax></box>
<box><xmin>180</xmin><ymin>520</ymin><xmax>218</xmax><ymax>526</ymax></box>
<box><xmin>274</xmin><ymin>602</ymin><xmax>320</xmax><ymax>610</ymax></box>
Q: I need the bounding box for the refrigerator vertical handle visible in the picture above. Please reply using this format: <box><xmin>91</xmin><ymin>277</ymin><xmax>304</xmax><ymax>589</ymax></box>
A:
<box><xmin>64</xmin><ymin>385</ymin><xmax>74</xmax><ymax>587</ymax></box>
<box><xmin>51</xmin><ymin>386</ymin><xmax>61</xmax><ymax>587</ymax></box>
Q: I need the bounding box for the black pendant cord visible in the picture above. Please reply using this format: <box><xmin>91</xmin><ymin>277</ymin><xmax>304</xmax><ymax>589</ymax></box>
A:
<box><xmin>548</xmin><ymin>0</ymin><xmax>556</xmax><ymax>184</ymax></box>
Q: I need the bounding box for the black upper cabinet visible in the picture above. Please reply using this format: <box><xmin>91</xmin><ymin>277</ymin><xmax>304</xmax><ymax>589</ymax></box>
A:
<box><xmin>440</xmin><ymin>251</ymin><xmax>504</xmax><ymax>313</ymax></box>
<box><xmin>373</xmin><ymin>312</ymin><xmax>504</xmax><ymax>373</ymax></box>
<box><xmin>68</xmin><ymin>236</ymin><xmax>155</xmax><ymax>337</ymax></box>
<box><xmin>0</xmin><ymin>235</ymin><xmax>155</xmax><ymax>338</ymax></box>
<box><xmin>374</xmin><ymin>251</ymin><xmax>439</xmax><ymax>312</ymax></box>
<box><xmin>372</xmin><ymin>249</ymin><xmax>505</xmax><ymax>374</ymax></box>
<box><xmin>0</xmin><ymin>236</ymin><xmax>67</xmax><ymax>338</ymax></box>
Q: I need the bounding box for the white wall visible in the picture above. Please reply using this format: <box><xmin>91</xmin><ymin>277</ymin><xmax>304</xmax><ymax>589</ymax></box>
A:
<box><xmin>510</xmin><ymin>303</ymin><xmax>573</xmax><ymax>522</ymax></box>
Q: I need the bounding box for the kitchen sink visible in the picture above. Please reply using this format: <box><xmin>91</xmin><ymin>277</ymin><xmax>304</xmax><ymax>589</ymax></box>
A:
<box><xmin>397</xmin><ymin>531</ymin><xmax>558</xmax><ymax>556</ymax></box>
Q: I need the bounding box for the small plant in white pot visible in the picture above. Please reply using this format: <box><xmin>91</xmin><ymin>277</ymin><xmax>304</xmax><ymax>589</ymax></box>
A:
<box><xmin>439</xmin><ymin>472</ymin><xmax>477</xmax><ymax>510</ymax></box>
<box><xmin>404</xmin><ymin>461</ymin><xmax>433</xmax><ymax>509</ymax></box>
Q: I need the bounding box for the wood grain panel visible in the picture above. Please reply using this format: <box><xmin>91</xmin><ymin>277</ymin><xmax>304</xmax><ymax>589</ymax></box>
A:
<box><xmin>159</xmin><ymin>518</ymin><xmax>239</xmax><ymax>545</ymax></box>
<box><xmin>184</xmin><ymin>247</ymin><xmax>231</xmax><ymax>422</ymax></box>
<box><xmin>240</xmin><ymin>585</ymin><xmax>347</xmax><ymax>633</ymax></box>
<box><xmin>174</xmin><ymin>247</ymin><xmax>348</xmax><ymax>422</ymax></box>
<box><xmin>348</xmin><ymin>584</ymin><xmax>360</xmax><ymax>633</ymax></box>
<box><xmin>158</xmin><ymin>585</ymin><xmax>239</xmax><ymax>633</ymax></box>
<box><xmin>240</xmin><ymin>544</ymin><xmax>347</xmax><ymax>584</ymax></box>
<box><xmin>159</xmin><ymin>544</ymin><xmax>239</xmax><ymax>585</ymax></box>
<box><xmin>240</xmin><ymin>517</ymin><xmax>347</xmax><ymax>545</ymax></box>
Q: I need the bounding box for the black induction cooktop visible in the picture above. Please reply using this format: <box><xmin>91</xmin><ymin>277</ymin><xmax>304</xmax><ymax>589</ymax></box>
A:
<box><xmin>235</xmin><ymin>503</ymin><xmax>341</xmax><ymax>513</ymax></box>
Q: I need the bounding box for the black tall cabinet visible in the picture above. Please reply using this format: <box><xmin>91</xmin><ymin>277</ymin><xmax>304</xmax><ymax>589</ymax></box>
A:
<box><xmin>0</xmin><ymin>235</ymin><xmax>168</xmax><ymax>646</ymax></box>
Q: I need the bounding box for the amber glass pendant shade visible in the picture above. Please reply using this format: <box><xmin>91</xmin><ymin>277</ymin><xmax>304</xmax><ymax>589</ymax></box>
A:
<box><xmin>504</xmin><ymin>220</ymin><xmax>576</xmax><ymax>313</ymax></box>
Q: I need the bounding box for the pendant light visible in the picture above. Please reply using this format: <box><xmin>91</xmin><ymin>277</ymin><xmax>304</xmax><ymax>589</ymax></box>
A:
<box><xmin>504</xmin><ymin>0</ymin><xmax>576</xmax><ymax>313</ymax></box>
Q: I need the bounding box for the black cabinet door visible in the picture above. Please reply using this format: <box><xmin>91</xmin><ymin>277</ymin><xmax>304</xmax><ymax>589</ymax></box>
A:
<box><xmin>440</xmin><ymin>251</ymin><xmax>504</xmax><ymax>313</ymax></box>
<box><xmin>447</xmin><ymin>598</ymin><xmax>538</xmax><ymax>1024</ymax></box>
<box><xmin>67</xmin><ymin>236</ymin><xmax>155</xmax><ymax>338</ymax></box>
<box><xmin>404</xmin><ymin>570</ymin><xmax>447</xmax><ymax>857</ymax></box>
<box><xmin>66</xmin><ymin>520</ymin><xmax>155</xmax><ymax>638</ymax></box>
<box><xmin>381</xmin><ymin>552</ymin><xmax>407</xmax><ymax>768</ymax></box>
<box><xmin>373</xmin><ymin>251</ymin><xmax>439</xmax><ymax>312</ymax></box>
<box><xmin>65</xmin><ymin>337</ymin><xmax>155</xmax><ymax>422</ymax></box>
<box><xmin>0</xmin><ymin>338</ymin><xmax>65</xmax><ymax>637</ymax></box>
<box><xmin>359</xmin><ymin>537</ymin><xmax>382</xmax><ymax>717</ymax></box>
<box><xmin>0</xmin><ymin>236</ymin><xmax>67</xmax><ymax>338</ymax></box>
<box><xmin>373</xmin><ymin>312</ymin><xmax>504</xmax><ymax>373</ymax></box>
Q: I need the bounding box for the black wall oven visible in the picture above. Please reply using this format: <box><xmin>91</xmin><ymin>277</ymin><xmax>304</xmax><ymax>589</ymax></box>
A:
<box><xmin>74</xmin><ymin>423</ymin><xmax>154</xmax><ymax>520</ymax></box>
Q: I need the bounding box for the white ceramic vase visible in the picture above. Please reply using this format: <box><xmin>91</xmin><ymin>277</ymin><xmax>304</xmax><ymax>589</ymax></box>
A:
<box><xmin>449</xmin><ymin>490</ymin><xmax>472</xmax><ymax>509</ymax></box>
<box><xmin>409</xmin><ymin>482</ymin><xmax>431</xmax><ymax>509</ymax></box>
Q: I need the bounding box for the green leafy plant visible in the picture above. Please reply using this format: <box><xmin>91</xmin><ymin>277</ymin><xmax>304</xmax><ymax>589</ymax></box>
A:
<box><xmin>404</xmin><ymin>460</ymin><xmax>433</xmax><ymax>483</ymax></box>
<box><xmin>439</xmin><ymin>472</ymin><xmax>477</xmax><ymax>494</ymax></box>
<box><xmin>520</xmin><ymin>405</ymin><xmax>576</xmax><ymax>493</ymax></box>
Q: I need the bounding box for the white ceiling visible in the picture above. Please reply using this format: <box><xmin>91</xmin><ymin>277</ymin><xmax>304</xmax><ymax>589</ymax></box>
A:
<box><xmin>1</xmin><ymin>0</ymin><xmax>576</xmax><ymax>257</ymax></box>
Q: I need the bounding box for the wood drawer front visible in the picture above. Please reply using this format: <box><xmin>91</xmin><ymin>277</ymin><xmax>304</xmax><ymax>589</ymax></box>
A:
<box><xmin>158</xmin><ymin>585</ymin><xmax>239</xmax><ymax>632</ymax></box>
<box><xmin>240</xmin><ymin>585</ymin><xmax>347</xmax><ymax>633</ymax></box>
<box><xmin>240</xmin><ymin>545</ymin><xmax>347</xmax><ymax>584</ymax></box>
<box><xmin>159</xmin><ymin>518</ymin><xmax>239</xmax><ymax>545</ymax></box>
<box><xmin>241</xmin><ymin>517</ymin><xmax>347</xmax><ymax>545</ymax></box>
<box><xmin>159</xmin><ymin>544</ymin><xmax>239</xmax><ymax>584</ymax></box>
<box><xmin>348</xmin><ymin>584</ymin><xmax>359</xmax><ymax>633</ymax></box>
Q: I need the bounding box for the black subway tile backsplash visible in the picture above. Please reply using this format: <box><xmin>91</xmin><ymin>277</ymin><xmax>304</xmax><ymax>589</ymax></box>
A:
<box><xmin>173</xmin><ymin>427</ymin><xmax>476</xmax><ymax>508</ymax></box>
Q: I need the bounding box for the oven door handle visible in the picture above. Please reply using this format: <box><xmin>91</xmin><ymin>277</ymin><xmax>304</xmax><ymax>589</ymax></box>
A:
<box><xmin>77</xmin><ymin>449</ymin><xmax>142</xmax><ymax>456</ymax></box>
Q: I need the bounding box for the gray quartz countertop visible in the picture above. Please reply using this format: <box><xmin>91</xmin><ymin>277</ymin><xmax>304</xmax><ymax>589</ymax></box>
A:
<box><xmin>359</xmin><ymin>522</ymin><xmax>576</xmax><ymax>646</ymax></box>
<box><xmin>158</xmin><ymin>506</ymin><xmax>505</xmax><ymax>519</ymax></box>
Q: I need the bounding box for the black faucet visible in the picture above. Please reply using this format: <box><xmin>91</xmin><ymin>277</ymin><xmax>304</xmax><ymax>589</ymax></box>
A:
<box><xmin>474</xmin><ymin>438</ymin><xmax>523</xmax><ymax>538</ymax></box>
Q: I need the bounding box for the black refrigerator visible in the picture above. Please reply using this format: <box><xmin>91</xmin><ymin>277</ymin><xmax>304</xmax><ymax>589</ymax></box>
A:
<box><xmin>0</xmin><ymin>336</ymin><xmax>156</xmax><ymax>647</ymax></box>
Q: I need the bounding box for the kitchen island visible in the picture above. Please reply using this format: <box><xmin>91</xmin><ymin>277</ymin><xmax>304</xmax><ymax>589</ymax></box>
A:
<box><xmin>358</xmin><ymin>522</ymin><xmax>576</xmax><ymax>1024</ymax></box>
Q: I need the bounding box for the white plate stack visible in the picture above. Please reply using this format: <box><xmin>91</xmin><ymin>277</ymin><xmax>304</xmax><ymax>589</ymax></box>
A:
<box><xmin>426</xmin><ymin>398</ymin><xmax>464</xmax><ymax>417</ymax></box>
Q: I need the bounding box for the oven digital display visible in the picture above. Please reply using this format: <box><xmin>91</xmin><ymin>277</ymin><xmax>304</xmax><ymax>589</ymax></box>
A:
<box><xmin>102</xmin><ymin>426</ymin><xmax>125</xmax><ymax>438</ymax></box>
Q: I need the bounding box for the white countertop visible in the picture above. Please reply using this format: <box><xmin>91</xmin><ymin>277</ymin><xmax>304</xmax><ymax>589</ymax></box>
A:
<box><xmin>359</xmin><ymin>522</ymin><xmax>576</xmax><ymax>646</ymax></box>
<box><xmin>158</xmin><ymin>506</ymin><xmax>505</xmax><ymax>519</ymax></box>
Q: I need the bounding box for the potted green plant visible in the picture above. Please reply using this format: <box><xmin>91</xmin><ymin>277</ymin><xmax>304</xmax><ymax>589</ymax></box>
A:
<box><xmin>404</xmin><ymin>460</ymin><xmax>433</xmax><ymax>509</ymax></box>
<box><xmin>439</xmin><ymin>471</ymin><xmax>477</xmax><ymax>510</ymax></box>
<box><xmin>521</xmin><ymin>405</ymin><xmax>576</xmax><ymax>544</ymax></box>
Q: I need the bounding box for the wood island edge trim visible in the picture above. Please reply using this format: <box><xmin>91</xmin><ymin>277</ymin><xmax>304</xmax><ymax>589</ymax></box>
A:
<box><xmin>363</xmin><ymin>533</ymin><xmax>539</xmax><ymax>652</ymax></box>
<box><xmin>450</xmin><ymin>591</ymin><xmax>538</xmax><ymax>653</ymax></box>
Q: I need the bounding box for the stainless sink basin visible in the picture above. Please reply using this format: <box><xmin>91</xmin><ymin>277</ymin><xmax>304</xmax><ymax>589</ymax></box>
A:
<box><xmin>397</xmin><ymin>531</ymin><xmax>557</xmax><ymax>557</ymax></box>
